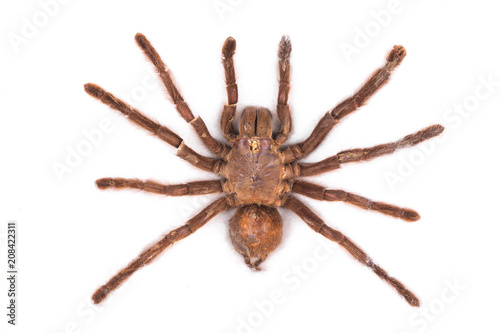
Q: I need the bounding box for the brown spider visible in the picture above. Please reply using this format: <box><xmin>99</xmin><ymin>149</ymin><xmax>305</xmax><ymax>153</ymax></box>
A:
<box><xmin>84</xmin><ymin>33</ymin><xmax>443</xmax><ymax>307</ymax></box>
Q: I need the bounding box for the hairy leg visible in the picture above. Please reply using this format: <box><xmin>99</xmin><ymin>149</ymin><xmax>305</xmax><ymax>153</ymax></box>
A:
<box><xmin>135</xmin><ymin>33</ymin><xmax>228</xmax><ymax>156</ymax></box>
<box><xmin>297</xmin><ymin>124</ymin><xmax>443</xmax><ymax>177</ymax></box>
<box><xmin>92</xmin><ymin>196</ymin><xmax>232</xmax><ymax>304</ymax></box>
<box><xmin>84</xmin><ymin>83</ymin><xmax>223</xmax><ymax>174</ymax></box>
<box><xmin>281</xmin><ymin>46</ymin><xmax>407</xmax><ymax>163</ymax></box>
<box><xmin>292</xmin><ymin>180</ymin><xmax>419</xmax><ymax>221</ymax></box>
<box><xmin>96</xmin><ymin>178</ymin><xmax>223</xmax><ymax>196</ymax></box>
<box><xmin>221</xmin><ymin>37</ymin><xmax>238</xmax><ymax>142</ymax></box>
<box><xmin>283</xmin><ymin>196</ymin><xmax>419</xmax><ymax>307</ymax></box>
<box><xmin>275</xmin><ymin>36</ymin><xmax>292</xmax><ymax>147</ymax></box>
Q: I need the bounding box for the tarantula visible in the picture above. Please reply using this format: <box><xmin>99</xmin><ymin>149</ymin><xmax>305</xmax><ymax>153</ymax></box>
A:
<box><xmin>84</xmin><ymin>33</ymin><xmax>443</xmax><ymax>307</ymax></box>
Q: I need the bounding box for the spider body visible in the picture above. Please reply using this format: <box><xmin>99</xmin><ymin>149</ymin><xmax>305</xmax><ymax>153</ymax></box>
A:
<box><xmin>85</xmin><ymin>34</ymin><xmax>443</xmax><ymax>307</ymax></box>
<box><xmin>224</xmin><ymin>107</ymin><xmax>288</xmax><ymax>266</ymax></box>
<box><xmin>223</xmin><ymin>107</ymin><xmax>288</xmax><ymax>207</ymax></box>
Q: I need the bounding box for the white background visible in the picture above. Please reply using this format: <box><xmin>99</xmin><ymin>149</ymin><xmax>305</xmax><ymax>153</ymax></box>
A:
<box><xmin>1</xmin><ymin>0</ymin><xmax>499</xmax><ymax>332</ymax></box>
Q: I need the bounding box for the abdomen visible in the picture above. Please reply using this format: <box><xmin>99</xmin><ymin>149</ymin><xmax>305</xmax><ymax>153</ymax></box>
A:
<box><xmin>229</xmin><ymin>205</ymin><xmax>283</xmax><ymax>269</ymax></box>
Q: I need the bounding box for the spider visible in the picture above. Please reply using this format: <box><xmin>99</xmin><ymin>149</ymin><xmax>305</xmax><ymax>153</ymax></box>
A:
<box><xmin>84</xmin><ymin>33</ymin><xmax>443</xmax><ymax>307</ymax></box>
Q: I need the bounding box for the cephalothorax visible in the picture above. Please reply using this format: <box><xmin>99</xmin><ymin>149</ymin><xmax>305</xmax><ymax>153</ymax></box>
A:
<box><xmin>85</xmin><ymin>33</ymin><xmax>443</xmax><ymax>307</ymax></box>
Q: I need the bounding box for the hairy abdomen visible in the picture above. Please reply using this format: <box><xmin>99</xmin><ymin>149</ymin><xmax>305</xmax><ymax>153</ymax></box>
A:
<box><xmin>229</xmin><ymin>205</ymin><xmax>283</xmax><ymax>269</ymax></box>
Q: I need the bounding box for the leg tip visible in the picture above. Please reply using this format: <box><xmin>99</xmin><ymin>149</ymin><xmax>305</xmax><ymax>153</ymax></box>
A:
<box><xmin>429</xmin><ymin>124</ymin><xmax>445</xmax><ymax>137</ymax></box>
<box><xmin>134</xmin><ymin>33</ymin><xmax>165</xmax><ymax>70</ymax></box>
<box><xmin>279</xmin><ymin>35</ymin><xmax>292</xmax><ymax>60</ymax></box>
<box><xmin>222</xmin><ymin>37</ymin><xmax>236</xmax><ymax>58</ymax></box>
<box><xmin>387</xmin><ymin>45</ymin><xmax>406</xmax><ymax>64</ymax></box>
<box><xmin>95</xmin><ymin>178</ymin><xmax>113</xmax><ymax>189</ymax></box>
<box><xmin>406</xmin><ymin>293</ymin><xmax>420</xmax><ymax>307</ymax></box>
<box><xmin>92</xmin><ymin>286</ymin><xmax>109</xmax><ymax>304</ymax></box>
<box><xmin>402</xmin><ymin>209</ymin><xmax>420</xmax><ymax>222</ymax></box>
<box><xmin>84</xmin><ymin>83</ymin><xmax>104</xmax><ymax>98</ymax></box>
<box><xmin>134</xmin><ymin>33</ymin><xmax>148</xmax><ymax>48</ymax></box>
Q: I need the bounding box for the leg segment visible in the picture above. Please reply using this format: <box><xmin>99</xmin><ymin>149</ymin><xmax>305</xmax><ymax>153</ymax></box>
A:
<box><xmin>283</xmin><ymin>196</ymin><xmax>419</xmax><ymax>307</ymax></box>
<box><xmin>297</xmin><ymin>124</ymin><xmax>444</xmax><ymax>177</ymax></box>
<box><xmin>221</xmin><ymin>37</ymin><xmax>238</xmax><ymax>141</ymax></box>
<box><xmin>275</xmin><ymin>36</ymin><xmax>292</xmax><ymax>147</ymax></box>
<box><xmin>331</xmin><ymin>45</ymin><xmax>407</xmax><ymax>120</ymax></box>
<box><xmin>92</xmin><ymin>196</ymin><xmax>232</xmax><ymax>304</ymax></box>
<box><xmin>84</xmin><ymin>83</ymin><xmax>223</xmax><ymax>174</ymax></box>
<box><xmin>281</xmin><ymin>46</ymin><xmax>407</xmax><ymax>162</ymax></box>
<box><xmin>292</xmin><ymin>180</ymin><xmax>419</xmax><ymax>221</ymax></box>
<box><xmin>135</xmin><ymin>33</ymin><xmax>228</xmax><ymax>156</ymax></box>
<box><xmin>85</xmin><ymin>83</ymin><xmax>181</xmax><ymax>147</ymax></box>
<box><xmin>96</xmin><ymin>178</ymin><xmax>223</xmax><ymax>196</ymax></box>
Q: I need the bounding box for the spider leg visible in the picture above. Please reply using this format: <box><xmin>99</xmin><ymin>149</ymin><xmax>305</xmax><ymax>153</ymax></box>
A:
<box><xmin>296</xmin><ymin>124</ymin><xmax>444</xmax><ymax>177</ymax></box>
<box><xmin>84</xmin><ymin>83</ymin><xmax>224</xmax><ymax>174</ymax></box>
<box><xmin>283</xmin><ymin>196</ymin><xmax>419</xmax><ymax>307</ymax></box>
<box><xmin>281</xmin><ymin>45</ymin><xmax>407</xmax><ymax>162</ymax></box>
<box><xmin>96</xmin><ymin>178</ymin><xmax>223</xmax><ymax>196</ymax></box>
<box><xmin>92</xmin><ymin>196</ymin><xmax>232</xmax><ymax>304</ymax></box>
<box><xmin>221</xmin><ymin>37</ymin><xmax>238</xmax><ymax>142</ymax></box>
<box><xmin>275</xmin><ymin>35</ymin><xmax>292</xmax><ymax>147</ymax></box>
<box><xmin>135</xmin><ymin>33</ymin><xmax>229</xmax><ymax>156</ymax></box>
<box><xmin>292</xmin><ymin>180</ymin><xmax>419</xmax><ymax>221</ymax></box>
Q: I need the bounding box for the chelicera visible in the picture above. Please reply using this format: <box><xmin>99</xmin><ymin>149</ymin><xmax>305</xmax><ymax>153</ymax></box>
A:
<box><xmin>85</xmin><ymin>33</ymin><xmax>443</xmax><ymax>307</ymax></box>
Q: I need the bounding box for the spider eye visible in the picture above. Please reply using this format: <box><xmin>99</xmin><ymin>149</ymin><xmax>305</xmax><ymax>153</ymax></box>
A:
<box><xmin>239</xmin><ymin>107</ymin><xmax>273</xmax><ymax>138</ymax></box>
